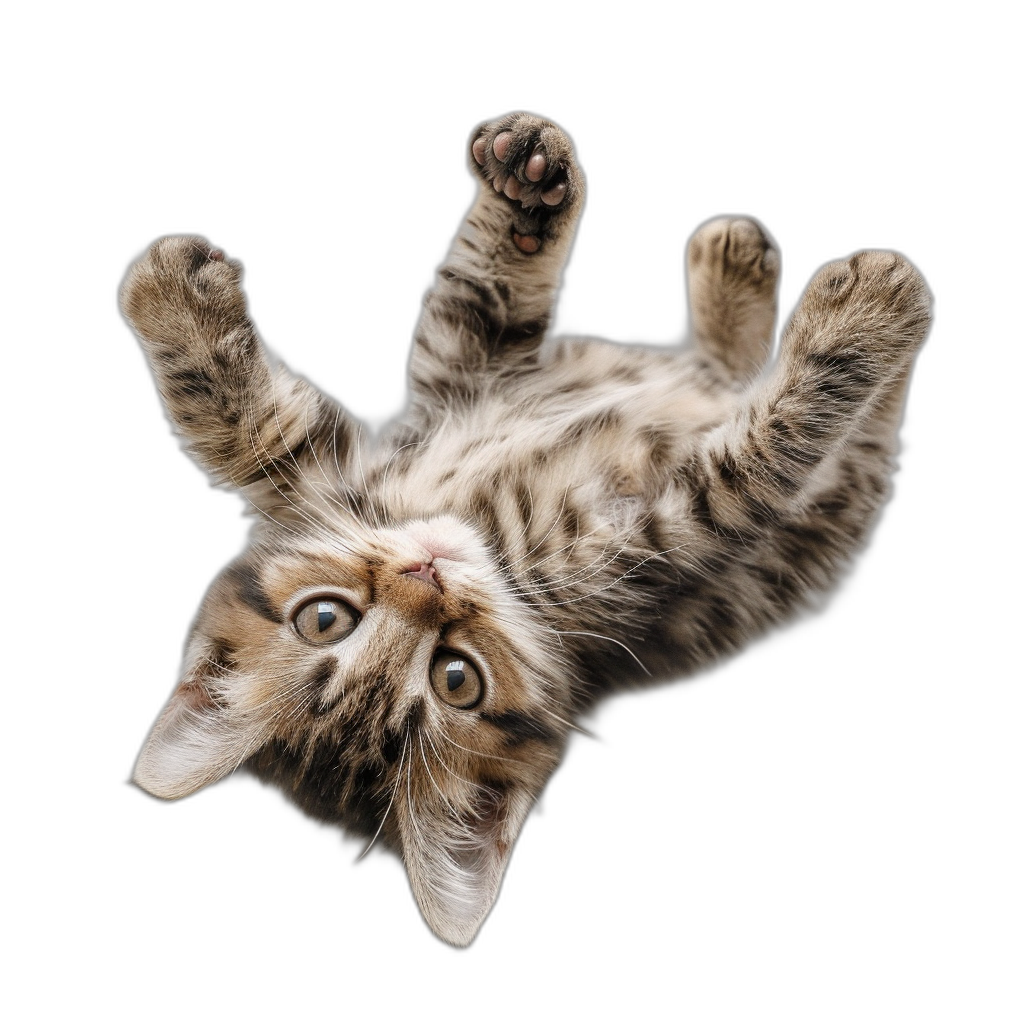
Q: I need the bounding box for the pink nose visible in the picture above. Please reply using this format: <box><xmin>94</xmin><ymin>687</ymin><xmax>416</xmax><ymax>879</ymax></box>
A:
<box><xmin>402</xmin><ymin>562</ymin><xmax>441</xmax><ymax>591</ymax></box>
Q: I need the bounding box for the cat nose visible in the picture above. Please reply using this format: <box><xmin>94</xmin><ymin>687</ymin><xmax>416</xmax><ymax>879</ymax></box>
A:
<box><xmin>402</xmin><ymin>562</ymin><xmax>442</xmax><ymax>592</ymax></box>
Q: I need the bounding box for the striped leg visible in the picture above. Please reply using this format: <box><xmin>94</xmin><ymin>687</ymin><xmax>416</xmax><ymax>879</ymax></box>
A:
<box><xmin>408</xmin><ymin>113</ymin><xmax>584</xmax><ymax>410</ymax></box>
<box><xmin>682</xmin><ymin>250</ymin><xmax>931</xmax><ymax>539</ymax></box>
<box><xmin>686</xmin><ymin>216</ymin><xmax>780</xmax><ymax>384</ymax></box>
<box><xmin>120</xmin><ymin>237</ymin><xmax>357</xmax><ymax>513</ymax></box>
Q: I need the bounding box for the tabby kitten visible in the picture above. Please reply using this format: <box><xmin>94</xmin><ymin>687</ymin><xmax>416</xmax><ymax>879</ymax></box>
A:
<box><xmin>122</xmin><ymin>112</ymin><xmax>930</xmax><ymax>946</ymax></box>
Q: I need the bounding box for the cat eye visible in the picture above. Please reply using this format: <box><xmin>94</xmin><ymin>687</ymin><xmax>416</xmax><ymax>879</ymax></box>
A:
<box><xmin>430</xmin><ymin>650</ymin><xmax>484</xmax><ymax>710</ymax></box>
<box><xmin>293</xmin><ymin>597</ymin><xmax>359</xmax><ymax>645</ymax></box>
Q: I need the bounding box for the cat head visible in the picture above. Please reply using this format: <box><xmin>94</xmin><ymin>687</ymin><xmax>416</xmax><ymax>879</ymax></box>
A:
<box><xmin>134</xmin><ymin>512</ymin><xmax>572</xmax><ymax>946</ymax></box>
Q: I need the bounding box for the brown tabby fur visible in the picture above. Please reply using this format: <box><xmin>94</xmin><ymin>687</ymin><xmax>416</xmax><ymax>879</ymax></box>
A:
<box><xmin>121</xmin><ymin>112</ymin><xmax>931</xmax><ymax>945</ymax></box>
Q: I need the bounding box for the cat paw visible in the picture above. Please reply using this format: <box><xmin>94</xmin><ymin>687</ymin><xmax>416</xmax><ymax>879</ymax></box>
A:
<box><xmin>121</xmin><ymin>236</ymin><xmax>248</xmax><ymax>349</ymax></box>
<box><xmin>687</xmin><ymin>218</ymin><xmax>779</xmax><ymax>378</ymax></box>
<box><xmin>470</xmin><ymin>113</ymin><xmax>581</xmax><ymax>253</ymax></box>
<box><xmin>796</xmin><ymin>250</ymin><xmax>932</xmax><ymax>367</ymax></box>
<box><xmin>688</xmin><ymin>217</ymin><xmax>779</xmax><ymax>290</ymax></box>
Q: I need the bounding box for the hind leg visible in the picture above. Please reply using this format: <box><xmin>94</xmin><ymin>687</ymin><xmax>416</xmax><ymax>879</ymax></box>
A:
<box><xmin>680</xmin><ymin>249</ymin><xmax>931</xmax><ymax>538</ymax></box>
<box><xmin>687</xmin><ymin>217</ymin><xmax>779</xmax><ymax>383</ymax></box>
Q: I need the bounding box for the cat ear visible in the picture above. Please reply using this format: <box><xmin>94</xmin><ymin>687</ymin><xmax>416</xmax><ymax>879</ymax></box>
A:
<box><xmin>133</xmin><ymin>640</ymin><xmax>260</xmax><ymax>800</ymax></box>
<box><xmin>398</xmin><ymin>784</ymin><xmax>535</xmax><ymax>946</ymax></box>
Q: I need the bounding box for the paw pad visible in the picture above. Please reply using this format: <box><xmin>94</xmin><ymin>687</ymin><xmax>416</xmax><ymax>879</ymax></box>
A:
<box><xmin>473</xmin><ymin>118</ymin><xmax>573</xmax><ymax>208</ymax></box>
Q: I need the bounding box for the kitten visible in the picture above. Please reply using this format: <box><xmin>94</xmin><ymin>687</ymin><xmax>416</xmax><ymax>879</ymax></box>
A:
<box><xmin>121</xmin><ymin>112</ymin><xmax>930</xmax><ymax>946</ymax></box>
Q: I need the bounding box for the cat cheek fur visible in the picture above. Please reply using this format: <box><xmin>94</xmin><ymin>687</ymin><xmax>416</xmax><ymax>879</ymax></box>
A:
<box><xmin>123</xmin><ymin>112</ymin><xmax>930</xmax><ymax>945</ymax></box>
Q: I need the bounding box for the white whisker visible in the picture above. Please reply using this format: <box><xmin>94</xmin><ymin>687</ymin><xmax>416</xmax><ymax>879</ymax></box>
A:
<box><xmin>358</xmin><ymin>727</ymin><xmax>408</xmax><ymax>861</ymax></box>
<box><xmin>417</xmin><ymin>732</ymin><xmax>461</xmax><ymax>815</ymax></box>
<box><xmin>552</xmin><ymin>628</ymin><xmax>652</xmax><ymax>676</ymax></box>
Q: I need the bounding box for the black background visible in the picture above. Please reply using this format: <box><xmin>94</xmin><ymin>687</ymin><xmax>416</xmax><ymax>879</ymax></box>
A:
<box><xmin>74</xmin><ymin>72</ymin><xmax>958</xmax><ymax>999</ymax></box>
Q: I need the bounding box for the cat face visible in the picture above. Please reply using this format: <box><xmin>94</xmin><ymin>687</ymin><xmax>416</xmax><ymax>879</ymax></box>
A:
<box><xmin>134</xmin><ymin>514</ymin><xmax>571</xmax><ymax>945</ymax></box>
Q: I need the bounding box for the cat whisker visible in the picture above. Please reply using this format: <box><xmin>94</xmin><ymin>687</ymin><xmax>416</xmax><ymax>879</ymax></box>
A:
<box><xmin>520</xmin><ymin>542</ymin><xmax>694</xmax><ymax>609</ymax></box>
<box><xmin>346</xmin><ymin>426</ymin><xmax>391</xmax><ymax>533</ymax></box>
<box><xmin>435</xmin><ymin>727</ymin><xmax>523</xmax><ymax>766</ymax></box>
<box><xmin>551</xmin><ymin>628</ymin><xmax>652</xmax><ymax>676</ymax></box>
<box><xmin>358</xmin><ymin>727</ymin><xmax>409</xmax><ymax>861</ymax></box>
<box><xmin>287</xmin><ymin>685</ymin><xmax>324</xmax><ymax>720</ymax></box>
<box><xmin>237</xmin><ymin>387</ymin><xmax>370</xmax><ymax>544</ymax></box>
<box><xmin>404</xmin><ymin>739</ymin><xmax>427</xmax><ymax>845</ymax></box>
<box><xmin>378</xmin><ymin>441</ymin><xmax>423</xmax><ymax>508</ymax></box>
<box><xmin>430</xmin><ymin>731</ymin><xmax>513</xmax><ymax>809</ymax></box>
<box><xmin>296</xmin><ymin>398</ymin><xmax>363</xmax><ymax>523</ymax></box>
<box><xmin>509</xmin><ymin>545</ymin><xmax>617</xmax><ymax>597</ymax></box>
<box><xmin>524</xmin><ymin>528</ymin><xmax>610</xmax><ymax>585</ymax></box>
<box><xmin>417</xmin><ymin>731</ymin><xmax>461</xmax><ymax>816</ymax></box>
<box><xmin>538</xmin><ymin>704</ymin><xmax>593</xmax><ymax>739</ymax></box>
<box><xmin>500</xmin><ymin>487</ymin><xmax>570</xmax><ymax>573</ymax></box>
<box><xmin>509</xmin><ymin>535</ymin><xmax>633</xmax><ymax>598</ymax></box>
<box><xmin>298</xmin><ymin>418</ymin><xmax>355</xmax><ymax>523</ymax></box>
<box><xmin>247</xmin><ymin>419</ymin><xmax>325</xmax><ymax>534</ymax></box>
<box><xmin>270</xmin><ymin>397</ymin><xmax>354</xmax><ymax>528</ymax></box>
<box><xmin>499</xmin><ymin>497</ymin><xmax>675</xmax><ymax>598</ymax></box>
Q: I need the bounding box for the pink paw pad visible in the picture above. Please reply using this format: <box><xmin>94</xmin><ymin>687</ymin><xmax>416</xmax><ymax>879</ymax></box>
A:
<box><xmin>525</xmin><ymin>150</ymin><xmax>546</xmax><ymax>182</ymax></box>
<box><xmin>492</xmin><ymin>131</ymin><xmax>512</xmax><ymax>161</ymax></box>
<box><xmin>541</xmin><ymin>181</ymin><xmax>566</xmax><ymax>206</ymax></box>
<box><xmin>472</xmin><ymin>118</ymin><xmax>575</xmax><ymax>255</ymax></box>
<box><xmin>474</xmin><ymin>126</ymin><xmax>568</xmax><ymax>209</ymax></box>
<box><xmin>512</xmin><ymin>232</ymin><xmax>540</xmax><ymax>254</ymax></box>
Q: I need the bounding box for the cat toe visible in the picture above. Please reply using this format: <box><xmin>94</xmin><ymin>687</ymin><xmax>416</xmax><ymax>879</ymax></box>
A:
<box><xmin>140</xmin><ymin>236</ymin><xmax>239</xmax><ymax>282</ymax></box>
<box><xmin>688</xmin><ymin>217</ymin><xmax>778</xmax><ymax>287</ymax></box>
<box><xmin>470</xmin><ymin>113</ymin><xmax>579</xmax><ymax>222</ymax></box>
<box><xmin>816</xmin><ymin>252</ymin><xmax>929</xmax><ymax>330</ymax></box>
<box><xmin>121</xmin><ymin>236</ymin><xmax>246</xmax><ymax>347</ymax></box>
<box><xmin>788</xmin><ymin>251</ymin><xmax>932</xmax><ymax>371</ymax></box>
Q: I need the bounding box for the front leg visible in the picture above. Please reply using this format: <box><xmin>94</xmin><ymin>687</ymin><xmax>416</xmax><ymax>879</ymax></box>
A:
<box><xmin>409</xmin><ymin>113</ymin><xmax>584</xmax><ymax>406</ymax></box>
<box><xmin>121</xmin><ymin>237</ymin><xmax>359</xmax><ymax>514</ymax></box>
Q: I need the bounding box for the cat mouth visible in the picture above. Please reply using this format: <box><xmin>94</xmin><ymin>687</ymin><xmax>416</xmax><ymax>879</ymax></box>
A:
<box><xmin>401</xmin><ymin>561</ymin><xmax>443</xmax><ymax>592</ymax></box>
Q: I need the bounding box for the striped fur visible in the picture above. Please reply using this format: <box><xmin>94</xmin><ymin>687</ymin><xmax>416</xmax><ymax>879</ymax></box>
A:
<box><xmin>121</xmin><ymin>112</ymin><xmax>931</xmax><ymax>946</ymax></box>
